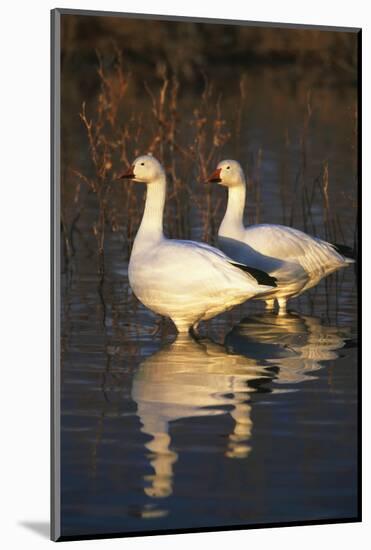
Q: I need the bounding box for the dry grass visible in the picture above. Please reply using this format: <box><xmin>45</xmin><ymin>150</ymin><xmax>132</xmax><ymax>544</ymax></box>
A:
<box><xmin>61</xmin><ymin>49</ymin><xmax>358</xmax><ymax>287</ymax></box>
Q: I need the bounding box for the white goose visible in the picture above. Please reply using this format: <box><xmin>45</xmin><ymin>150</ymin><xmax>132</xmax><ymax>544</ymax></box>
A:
<box><xmin>207</xmin><ymin>160</ymin><xmax>355</xmax><ymax>314</ymax></box>
<box><xmin>120</xmin><ymin>155</ymin><xmax>276</xmax><ymax>334</ymax></box>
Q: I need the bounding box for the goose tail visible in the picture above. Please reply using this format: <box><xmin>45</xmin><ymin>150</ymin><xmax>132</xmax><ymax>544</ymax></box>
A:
<box><xmin>230</xmin><ymin>262</ymin><xmax>278</xmax><ymax>287</ymax></box>
<box><xmin>331</xmin><ymin>242</ymin><xmax>356</xmax><ymax>263</ymax></box>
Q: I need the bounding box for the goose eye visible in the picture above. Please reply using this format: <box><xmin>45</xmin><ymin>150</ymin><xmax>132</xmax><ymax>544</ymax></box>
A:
<box><xmin>226</xmin><ymin>166</ymin><xmax>230</xmax><ymax>170</ymax></box>
<box><xmin>140</xmin><ymin>162</ymin><xmax>145</xmax><ymax>166</ymax></box>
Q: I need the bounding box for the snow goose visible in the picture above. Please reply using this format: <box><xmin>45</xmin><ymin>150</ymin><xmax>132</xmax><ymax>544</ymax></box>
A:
<box><xmin>119</xmin><ymin>155</ymin><xmax>276</xmax><ymax>334</ymax></box>
<box><xmin>207</xmin><ymin>160</ymin><xmax>355</xmax><ymax>314</ymax></box>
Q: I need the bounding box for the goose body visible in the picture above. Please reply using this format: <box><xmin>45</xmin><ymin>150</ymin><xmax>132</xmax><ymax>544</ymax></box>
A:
<box><xmin>121</xmin><ymin>155</ymin><xmax>276</xmax><ymax>333</ymax></box>
<box><xmin>208</xmin><ymin>160</ymin><xmax>354</xmax><ymax>313</ymax></box>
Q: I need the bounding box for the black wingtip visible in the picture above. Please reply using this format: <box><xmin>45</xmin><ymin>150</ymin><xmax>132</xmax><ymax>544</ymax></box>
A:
<box><xmin>231</xmin><ymin>263</ymin><xmax>277</xmax><ymax>287</ymax></box>
<box><xmin>332</xmin><ymin>242</ymin><xmax>356</xmax><ymax>260</ymax></box>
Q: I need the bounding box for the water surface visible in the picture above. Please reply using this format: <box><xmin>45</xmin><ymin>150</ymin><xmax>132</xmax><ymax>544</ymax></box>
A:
<box><xmin>61</xmin><ymin>238</ymin><xmax>357</xmax><ymax>537</ymax></box>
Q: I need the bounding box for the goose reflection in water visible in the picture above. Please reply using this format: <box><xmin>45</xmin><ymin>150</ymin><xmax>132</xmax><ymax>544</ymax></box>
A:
<box><xmin>132</xmin><ymin>313</ymin><xmax>351</xmax><ymax>499</ymax></box>
<box><xmin>225</xmin><ymin>312</ymin><xmax>352</xmax><ymax>385</ymax></box>
<box><xmin>132</xmin><ymin>336</ymin><xmax>273</xmax><ymax>498</ymax></box>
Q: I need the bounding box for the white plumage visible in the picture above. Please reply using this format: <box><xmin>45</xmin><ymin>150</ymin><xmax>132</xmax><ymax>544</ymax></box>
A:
<box><xmin>207</xmin><ymin>159</ymin><xmax>354</xmax><ymax>314</ymax></box>
<box><xmin>120</xmin><ymin>155</ymin><xmax>276</xmax><ymax>333</ymax></box>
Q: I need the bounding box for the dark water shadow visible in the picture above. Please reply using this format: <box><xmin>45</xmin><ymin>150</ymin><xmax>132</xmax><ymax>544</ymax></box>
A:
<box><xmin>19</xmin><ymin>521</ymin><xmax>49</xmax><ymax>539</ymax></box>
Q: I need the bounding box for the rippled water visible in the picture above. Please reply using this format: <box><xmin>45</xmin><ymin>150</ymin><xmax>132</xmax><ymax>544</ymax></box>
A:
<box><xmin>60</xmin><ymin>74</ymin><xmax>358</xmax><ymax>537</ymax></box>
<box><xmin>60</xmin><ymin>231</ymin><xmax>357</xmax><ymax>538</ymax></box>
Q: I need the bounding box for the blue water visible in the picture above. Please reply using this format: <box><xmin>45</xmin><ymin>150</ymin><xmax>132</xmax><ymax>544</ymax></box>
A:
<box><xmin>60</xmin><ymin>243</ymin><xmax>358</xmax><ymax>537</ymax></box>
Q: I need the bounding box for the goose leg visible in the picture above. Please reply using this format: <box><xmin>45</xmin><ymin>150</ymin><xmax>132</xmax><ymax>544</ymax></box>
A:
<box><xmin>190</xmin><ymin>322</ymin><xmax>201</xmax><ymax>340</ymax></box>
<box><xmin>192</xmin><ymin>321</ymin><xmax>199</xmax><ymax>332</ymax></box>
<box><xmin>265</xmin><ymin>299</ymin><xmax>275</xmax><ymax>311</ymax></box>
<box><xmin>173</xmin><ymin>319</ymin><xmax>191</xmax><ymax>335</ymax></box>
<box><xmin>277</xmin><ymin>298</ymin><xmax>287</xmax><ymax>315</ymax></box>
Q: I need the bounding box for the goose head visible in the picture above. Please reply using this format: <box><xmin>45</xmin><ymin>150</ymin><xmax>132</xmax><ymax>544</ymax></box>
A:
<box><xmin>119</xmin><ymin>154</ymin><xmax>164</xmax><ymax>183</ymax></box>
<box><xmin>207</xmin><ymin>159</ymin><xmax>245</xmax><ymax>187</ymax></box>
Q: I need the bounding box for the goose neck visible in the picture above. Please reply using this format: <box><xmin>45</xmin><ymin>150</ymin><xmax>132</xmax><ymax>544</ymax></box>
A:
<box><xmin>219</xmin><ymin>183</ymin><xmax>246</xmax><ymax>236</ymax></box>
<box><xmin>135</xmin><ymin>176</ymin><xmax>166</xmax><ymax>245</ymax></box>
